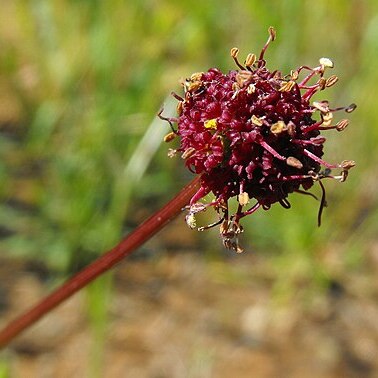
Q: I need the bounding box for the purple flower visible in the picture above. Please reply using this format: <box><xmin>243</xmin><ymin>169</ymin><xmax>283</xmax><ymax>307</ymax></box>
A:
<box><xmin>160</xmin><ymin>27</ymin><xmax>355</xmax><ymax>253</ymax></box>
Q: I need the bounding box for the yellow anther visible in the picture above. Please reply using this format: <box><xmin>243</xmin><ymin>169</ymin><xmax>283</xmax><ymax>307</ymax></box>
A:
<box><xmin>236</xmin><ymin>71</ymin><xmax>253</xmax><ymax>87</ymax></box>
<box><xmin>167</xmin><ymin>148</ymin><xmax>177</xmax><ymax>158</ymax></box>
<box><xmin>251</xmin><ymin>114</ymin><xmax>263</xmax><ymax>126</ymax></box>
<box><xmin>287</xmin><ymin>121</ymin><xmax>296</xmax><ymax>137</ymax></box>
<box><xmin>232</xmin><ymin>82</ymin><xmax>240</xmax><ymax>91</ymax></box>
<box><xmin>341</xmin><ymin>160</ymin><xmax>355</xmax><ymax>169</ymax></box>
<box><xmin>204</xmin><ymin>118</ymin><xmax>218</xmax><ymax>130</ymax></box>
<box><xmin>163</xmin><ymin>132</ymin><xmax>176</xmax><ymax>143</ymax></box>
<box><xmin>319</xmin><ymin>57</ymin><xmax>334</xmax><ymax>68</ymax></box>
<box><xmin>290</xmin><ymin>70</ymin><xmax>299</xmax><ymax>81</ymax></box>
<box><xmin>286</xmin><ymin>156</ymin><xmax>303</xmax><ymax>169</ymax></box>
<box><xmin>245</xmin><ymin>53</ymin><xmax>256</xmax><ymax>67</ymax></box>
<box><xmin>345</xmin><ymin>103</ymin><xmax>357</xmax><ymax>113</ymax></box>
<box><xmin>247</xmin><ymin>83</ymin><xmax>256</xmax><ymax>94</ymax></box>
<box><xmin>326</xmin><ymin>75</ymin><xmax>339</xmax><ymax>87</ymax></box>
<box><xmin>190</xmin><ymin>72</ymin><xmax>203</xmax><ymax>81</ymax></box>
<box><xmin>318</xmin><ymin>77</ymin><xmax>327</xmax><ymax>90</ymax></box>
<box><xmin>313</xmin><ymin>101</ymin><xmax>329</xmax><ymax>113</ymax></box>
<box><xmin>230</xmin><ymin>47</ymin><xmax>239</xmax><ymax>58</ymax></box>
<box><xmin>186</xmin><ymin>213</ymin><xmax>197</xmax><ymax>229</ymax></box>
<box><xmin>268</xmin><ymin>26</ymin><xmax>276</xmax><ymax>41</ymax></box>
<box><xmin>336</xmin><ymin>119</ymin><xmax>349</xmax><ymax>131</ymax></box>
<box><xmin>238</xmin><ymin>192</ymin><xmax>250</xmax><ymax>206</ymax></box>
<box><xmin>322</xmin><ymin>112</ymin><xmax>333</xmax><ymax>126</ymax></box>
<box><xmin>186</xmin><ymin>81</ymin><xmax>202</xmax><ymax>92</ymax></box>
<box><xmin>279</xmin><ymin>80</ymin><xmax>296</xmax><ymax>92</ymax></box>
<box><xmin>176</xmin><ymin>101</ymin><xmax>183</xmax><ymax>115</ymax></box>
<box><xmin>270</xmin><ymin>120</ymin><xmax>287</xmax><ymax>134</ymax></box>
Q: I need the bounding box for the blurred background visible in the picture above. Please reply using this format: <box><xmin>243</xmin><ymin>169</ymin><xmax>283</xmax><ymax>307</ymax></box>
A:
<box><xmin>0</xmin><ymin>0</ymin><xmax>377</xmax><ymax>377</ymax></box>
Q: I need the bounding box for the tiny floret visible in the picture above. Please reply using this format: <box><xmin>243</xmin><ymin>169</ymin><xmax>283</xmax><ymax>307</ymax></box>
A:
<box><xmin>204</xmin><ymin>119</ymin><xmax>218</xmax><ymax>130</ymax></box>
<box><xmin>160</xmin><ymin>27</ymin><xmax>355</xmax><ymax>252</ymax></box>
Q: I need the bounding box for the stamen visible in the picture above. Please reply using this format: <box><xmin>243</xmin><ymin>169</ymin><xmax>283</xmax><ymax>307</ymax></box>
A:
<box><xmin>258</xmin><ymin>26</ymin><xmax>276</xmax><ymax>67</ymax></box>
<box><xmin>186</xmin><ymin>213</ymin><xmax>197</xmax><ymax>229</ymax></box>
<box><xmin>341</xmin><ymin>160</ymin><xmax>356</xmax><ymax>170</ymax></box>
<box><xmin>251</xmin><ymin>114</ymin><xmax>264</xmax><ymax>126</ymax></box>
<box><xmin>247</xmin><ymin>83</ymin><xmax>256</xmax><ymax>94</ymax></box>
<box><xmin>319</xmin><ymin>57</ymin><xmax>334</xmax><ymax>69</ymax></box>
<box><xmin>279</xmin><ymin>80</ymin><xmax>296</xmax><ymax>92</ymax></box>
<box><xmin>171</xmin><ymin>92</ymin><xmax>184</xmax><ymax>101</ymax></box>
<box><xmin>220</xmin><ymin>219</ymin><xmax>244</xmax><ymax>253</ymax></box>
<box><xmin>302</xmin><ymin>120</ymin><xmax>324</xmax><ymax>133</ymax></box>
<box><xmin>302</xmin><ymin>85</ymin><xmax>321</xmax><ymax>100</ymax></box>
<box><xmin>325</xmin><ymin>75</ymin><xmax>339</xmax><ymax>87</ymax></box>
<box><xmin>298</xmin><ymin>69</ymin><xmax>317</xmax><ymax>87</ymax></box>
<box><xmin>236</xmin><ymin>71</ymin><xmax>253</xmax><ymax>87</ymax></box>
<box><xmin>286</xmin><ymin>156</ymin><xmax>303</xmax><ymax>169</ymax></box>
<box><xmin>163</xmin><ymin>132</ymin><xmax>176</xmax><ymax>142</ymax></box>
<box><xmin>290</xmin><ymin>70</ymin><xmax>299</xmax><ymax>80</ymax></box>
<box><xmin>238</xmin><ymin>192</ymin><xmax>250</xmax><ymax>206</ymax></box>
<box><xmin>312</xmin><ymin>101</ymin><xmax>329</xmax><ymax>113</ymax></box>
<box><xmin>176</xmin><ymin>101</ymin><xmax>183</xmax><ymax>115</ymax></box>
<box><xmin>204</xmin><ymin>119</ymin><xmax>218</xmax><ymax>130</ymax></box>
<box><xmin>287</xmin><ymin>121</ymin><xmax>296</xmax><ymax>137</ymax></box>
<box><xmin>339</xmin><ymin>160</ymin><xmax>355</xmax><ymax>181</ymax></box>
<box><xmin>268</xmin><ymin>26</ymin><xmax>277</xmax><ymax>41</ymax></box>
<box><xmin>318</xmin><ymin>77</ymin><xmax>327</xmax><ymax>90</ymax></box>
<box><xmin>245</xmin><ymin>53</ymin><xmax>257</xmax><ymax>69</ymax></box>
<box><xmin>167</xmin><ymin>148</ymin><xmax>177</xmax><ymax>158</ymax></box>
<box><xmin>276</xmin><ymin>174</ymin><xmax>313</xmax><ymax>182</ymax></box>
<box><xmin>296</xmin><ymin>65</ymin><xmax>315</xmax><ymax>74</ymax></box>
<box><xmin>270</xmin><ymin>120</ymin><xmax>287</xmax><ymax>134</ymax></box>
<box><xmin>322</xmin><ymin>112</ymin><xmax>333</xmax><ymax>127</ymax></box>
<box><xmin>336</xmin><ymin>119</ymin><xmax>349</xmax><ymax>131</ymax></box>
<box><xmin>302</xmin><ymin>149</ymin><xmax>340</xmax><ymax>169</ymax></box>
<box><xmin>230</xmin><ymin>47</ymin><xmax>245</xmax><ymax>70</ymax></box>
<box><xmin>329</xmin><ymin>103</ymin><xmax>357</xmax><ymax>113</ymax></box>
<box><xmin>260</xmin><ymin>140</ymin><xmax>286</xmax><ymax>160</ymax></box>
<box><xmin>181</xmin><ymin>147</ymin><xmax>196</xmax><ymax>159</ymax></box>
<box><xmin>345</xmin><ymin>103</ymin><xmax>357</xmax><ymax>113</ymax></box>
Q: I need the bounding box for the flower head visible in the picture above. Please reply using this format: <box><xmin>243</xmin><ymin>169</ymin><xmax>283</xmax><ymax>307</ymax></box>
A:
<box><xmin>160</xmin><ymin>27</ymin><xmax>355</xmax><ymax>253</ymax></box>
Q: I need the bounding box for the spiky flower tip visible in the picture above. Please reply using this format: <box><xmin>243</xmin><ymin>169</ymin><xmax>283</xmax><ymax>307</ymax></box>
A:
<box><xmin>159</xmin><ymin>27</ymin><xmax>356</xmax><ymax>253</ymax></box>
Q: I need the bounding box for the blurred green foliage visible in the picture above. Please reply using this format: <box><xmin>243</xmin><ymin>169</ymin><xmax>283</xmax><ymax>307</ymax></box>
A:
<box><xmin>0</xmin><ymin>0</ymin><xmax>377</xmax><ymax>328</ymax></box>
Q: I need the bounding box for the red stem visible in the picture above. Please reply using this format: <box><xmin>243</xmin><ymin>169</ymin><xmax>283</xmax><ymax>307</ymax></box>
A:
<box><xmin>0</xmin><ymin>177</ymin><xmax>200</xmax><ymax>349</ymax></box>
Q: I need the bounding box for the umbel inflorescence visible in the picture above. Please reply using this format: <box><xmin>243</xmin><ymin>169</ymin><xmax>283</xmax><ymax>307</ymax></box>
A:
<box><xmin>160</xmin><ymin>27</ymin><xmax>355</xmax><ymax>253</ymax></box>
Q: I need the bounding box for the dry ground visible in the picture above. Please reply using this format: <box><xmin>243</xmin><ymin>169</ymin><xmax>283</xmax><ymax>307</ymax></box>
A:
<box><xmin>1</xmin><ymin>226</ymin><xmax>377</xmax><ymax>378</ymax></box>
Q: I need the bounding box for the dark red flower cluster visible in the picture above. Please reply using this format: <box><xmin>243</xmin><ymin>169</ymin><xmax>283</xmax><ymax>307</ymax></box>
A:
<box><xmin>160</xmin><ymin>27</ymin><xmax>355</xmax><ymax>253</ymax></box>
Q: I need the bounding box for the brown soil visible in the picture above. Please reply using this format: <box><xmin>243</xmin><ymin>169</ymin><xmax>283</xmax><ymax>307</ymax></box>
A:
<box><xmin>1</xmin><ymin>241</ymin><xmax>378</xmax><ymax>378</ymax></box>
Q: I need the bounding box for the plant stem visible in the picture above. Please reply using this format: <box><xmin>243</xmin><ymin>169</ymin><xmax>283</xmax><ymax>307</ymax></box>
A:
<box><xmin>0</xmin><ymin>177</ymin><xmax>200</xmax><ymax>349</ymax></box>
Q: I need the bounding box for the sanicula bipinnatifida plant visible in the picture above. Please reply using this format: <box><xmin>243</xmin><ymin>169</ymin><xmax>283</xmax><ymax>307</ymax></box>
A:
<box><xmin>0</xmin><ymin>27</ymin><xmax>357</xmax><ymax>349</ymax></box>
<box><xmin>160</xmin><ymin>27</ymin><xmax>356</xmax><ymax>253</ymax></box>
